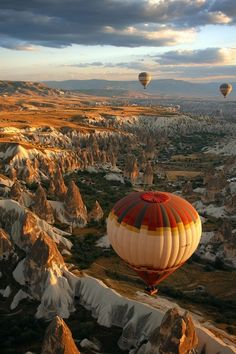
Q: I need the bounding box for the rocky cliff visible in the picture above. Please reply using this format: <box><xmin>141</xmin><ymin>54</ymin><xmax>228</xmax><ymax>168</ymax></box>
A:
<box><xmin>143</xmin><ymin>162</ymin><xmax>154</xmax><ymax>186</ymax></box>
<box><xmin>0</xmin><ymin>228</ymin><xmax>13</xmax><ymax>261</ymax></box>
<box><xmin>53</xmin><ymin>167</ymin><xmax>68</xmax><ymax>200</ymax></box>
<box><xmin>31</xmin><ymin>184</ymin><xmax>55</xmax><ymax>224</ymax></box>
<box><xmin>64</xmin><ymin>180</ymin><xmax>87</xmax><ymax>227</ymax></box>
<box><xmin>41</xmin><ymin>316</ymin><xmax>80</xmax><ymax>354</ymax></box>
<box><xmin>88</xmin><ymin>200</ymin><xmax>104</xmax><ymax>222</ymax></box>
<box><xmin>124</xmin><ymin>155</ymin><xmax>139</xmax><ymax>184</ymax></box>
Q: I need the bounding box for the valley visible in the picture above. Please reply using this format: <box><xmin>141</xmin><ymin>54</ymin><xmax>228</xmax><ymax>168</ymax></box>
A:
<box><xmin>0</xmin><ymin>81</ymin><xmax>236</xmax><ymax>353</ymax></box>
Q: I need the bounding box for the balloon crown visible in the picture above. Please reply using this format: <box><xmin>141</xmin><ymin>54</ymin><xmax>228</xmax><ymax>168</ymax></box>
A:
<box><xmin>141</xmin><ymin>191</ymin><xmax>170</xmax><ymax>203</ymax></box>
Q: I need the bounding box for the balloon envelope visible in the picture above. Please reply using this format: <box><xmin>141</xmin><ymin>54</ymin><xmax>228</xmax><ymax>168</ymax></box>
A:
<box><xmin>220</xmin><ymin>83</ymin><xmax>232</xmax><ymax>97</ymax></box>
<box><xmin>107</xmin><ymin>191</ymin><xmax>202</xmax><ymax>286</ymax></box>
<box><xmin>138</xmin><ymin>72</ymin><xmax>152</xmax><ymax>89</ymax></box>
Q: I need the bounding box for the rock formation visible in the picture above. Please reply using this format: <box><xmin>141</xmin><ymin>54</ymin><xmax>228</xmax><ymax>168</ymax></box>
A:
<box><xmin>0</xmin><ymin>228</ymin><xmax>13</xmax><ymax>260</ymax></box>
<box><xmin>216</xmin><ymin>219</ymin><xmax>236</xmax><ymax>262</ymax></box>
<box><xmin>64</xmin><ymin>180</ymin><xmax>87</xmax><ymax>226</ymax></box>
<box><xmin>145</xmin><ymin>142</ymin><xmax>155</xmax><ymax>160</ymax></box>
<box><xmin>48</xmin><ymin>179</ymin><xmax>56</xmax><ymax>197</ymax></box>
<box><xmin>41</xmin><ymin>316</ymin><xmax>80</xmax><ymax>354</ymax></box>
<box><xmin>9</xmin><ymin>180</ymin><xmax>22</xmax><ymax>201</ymax></box>
<box><xmin>202</xmin><ymin>171</ymin><xmax>226</xmax><ymax>204</ymax></box>
<box><xmin>138</xmin><ymin>150</ymin><xmax>146</xmax><ymax>171</ymax></box>
<box><xmin>9</xmin><ymin>180</ymin><xmax>32</xmax><ymax>207</ymax></box>
<box><xmin>25</xmin><ymin>231</ymin><xmax>64</xmax><ymax>271</ymax></box>
<box><xmin>88</xmin><ymin>201</ymin><xmax>104</xmax><ymax>222</ymax></box>
<box><xmin>81</xmin><ymin>149</ymin><xmax>89</xmax><ymax>168</ymax></box>
<box><xmin>156</xmin><ymin>308</ymin><xmax>198</xmax><ymax>354</ymax></box>
<box><xmin>225</xmin><ymin>194</ymin><xmax>236</xmax><ymax>215</ymax></box>
<box><xmin>143</xmin><ymin>162</ymin><xmax>153</xmax><ymax>186</ymax></box>
<box><xmin>13</xmin><ymin>231</ymin><xmax>75</xmax><ymax>319</ymax></box>
<box><xmin>109</xmin><ymin>152</ymin><xmax>117</xmax><ymax>168</ymax></box>
<box><xmin>53</xmin><ymin>167</ymin><xmax>67</xmax><ymax>200</ymax></box>
<box><xmin>31</xmin><ymin>184</ymin><xmax>54</xmax><ymax>224</ymax></box>
<box><xmin>19</xmin><ymin>158</ymin><xmax>38</xmax><ymax>184</ymax></box>
<box><xmin>124</xmin><ymin>155</ymin><xmax>139</xmax><ymax>184</ymax></box>
<box><xmin>11</xmin><ymin>211</ymin><xmax>45</xmax><ymax>252</ymax></box>
<box><xmin>8</xmin><ymin>166</ymin><xmax>17</xmax><ymax>180</ymax></box>
<box><xmin>182</xmin><ymin>180</ymin><xmax>193</xmax><ymax>195</ymax></box>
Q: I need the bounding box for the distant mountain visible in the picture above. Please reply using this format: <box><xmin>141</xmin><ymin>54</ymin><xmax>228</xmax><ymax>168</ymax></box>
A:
<box><xmin>45</xmin><ymin>79</ymin><xmax>236</xmax><ymax>98</ymax></box>
<box><xmin>0</xmin><ymin>80</ymin><xmax>65</xmax><ymax>97</ymax></box>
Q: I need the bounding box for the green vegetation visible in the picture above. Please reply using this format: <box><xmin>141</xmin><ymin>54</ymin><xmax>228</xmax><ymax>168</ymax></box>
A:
<box><xmin>65</xmin><ymin>170</ymin><xmax>132</xmax><ymax>216</ymax></box>
<box><xmin>0</xmin><ymin>300</ymin><xmax>46</xmax><ymax>354</ymax></box>
<box><xmin>69</xmin><ymin>233</ymin><xmax>115</xmax><ymax>269</ymax></box>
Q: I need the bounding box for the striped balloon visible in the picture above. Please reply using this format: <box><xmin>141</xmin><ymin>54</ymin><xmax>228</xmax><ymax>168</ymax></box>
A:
<box><xmin>107</xmin><ymin>191</ymin><xmax>202</xmax><ymax>286</ymax></box>
<box><xmin>138</xmin><ymin>72</ymin><xmax>152</xmax><ymax>89</ymax></box>
<box><xmin>220</xmin><ymin>83</ymin><xmax>232</xmax><ymax>98</ymax></box>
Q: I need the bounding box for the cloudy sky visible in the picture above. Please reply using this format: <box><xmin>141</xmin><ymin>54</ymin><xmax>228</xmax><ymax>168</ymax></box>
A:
<box><xmin>1</xmin><ymin>0</ymin><xmax>236</xmax><ymax>82</ymax></box>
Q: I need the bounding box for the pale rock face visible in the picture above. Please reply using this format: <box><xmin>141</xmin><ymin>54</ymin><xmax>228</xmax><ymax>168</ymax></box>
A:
<box><xmin>88</xmin><ymin>200</ymin><xmax>104</xmax><ymax>222</ymax></box>
<box><xmin>143</xmin><ymin>162</ymin><xmax>153</xmax><ymax>186</ymax></box>
<box><xmin>53</xmin><ymin>167</ymin><xmax>67</xmax><ymax>200</ymax></box>
<box><xmin>41</xmin><ymin>316</ymin><xmax>80</xmax><ymax>354</ymax></box>
<box><xmin>13</xmin><ymin>231</ymin><xmax>75</xmax><ymax>319</ymax></box>
<box><xmin>0</xmin><ymin>228</ymin><xmax>13</xmax><ymax>260</ymax></box>
<box><xmin>156</xmin><ymin>308</ymin><xmax>198</xmax><ymax>354</ymax></box>
<box><xmin>64</xmin><ymin>180</ymin><xmax>87</xmax><ymax>227</ymax></box>
<box><xmin>31</xmin><ymin>184</ymin><xmax>54</xmax><ymax>224</ymax></box>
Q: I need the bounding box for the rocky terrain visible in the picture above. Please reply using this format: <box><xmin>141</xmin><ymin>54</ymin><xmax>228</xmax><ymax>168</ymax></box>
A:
<box><xmin>0</xmin><ymin>83</ymin><xmax>236</xmax><ymax>353</ymax></box>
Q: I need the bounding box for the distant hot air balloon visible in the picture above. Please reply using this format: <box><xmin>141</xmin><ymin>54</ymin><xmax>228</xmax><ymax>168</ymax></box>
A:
<box><xmin>220</xmin><ymin>83</ymin><xmax>232</xmax><ymax>98</ymax></box>
<box><xmin>107</xmin><ymin>191</ymin><xmax>202</xmax><ymax>294</ymax></box>
<box><xmin>138</xmin><ymin>72</ymin><xmax>152</xmax><ymax>89</ymax></box>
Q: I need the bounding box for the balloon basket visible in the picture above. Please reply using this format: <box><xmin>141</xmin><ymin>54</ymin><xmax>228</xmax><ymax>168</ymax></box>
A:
<box><xmin>145</xmin><ymin>286</ymin><xmax>158</xmax><ymax>296</ymax></box>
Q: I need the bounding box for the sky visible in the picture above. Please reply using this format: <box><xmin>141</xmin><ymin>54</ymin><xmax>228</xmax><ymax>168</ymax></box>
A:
<box><xmin>0</xmin><ymin>0</ymin><xmax>236</xmax><ymax>82</ymax></box>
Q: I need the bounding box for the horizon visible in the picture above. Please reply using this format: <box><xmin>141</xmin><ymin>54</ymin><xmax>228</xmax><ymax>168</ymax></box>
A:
<box><xmin>0</xmin><ymin>1</ymin><xmax>236</xmax><ymax>82</ymax></box>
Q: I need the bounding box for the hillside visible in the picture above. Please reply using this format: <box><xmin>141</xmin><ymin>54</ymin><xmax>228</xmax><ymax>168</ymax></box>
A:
<box><xmin>0</xmin><ymin>80</ymin><xmax>65</xmax><ymax>97</ymax></box>
<box><xmin>45</xmin><ymin>78</ymin><xmax>236</xmax><ymax>98</ymax></box>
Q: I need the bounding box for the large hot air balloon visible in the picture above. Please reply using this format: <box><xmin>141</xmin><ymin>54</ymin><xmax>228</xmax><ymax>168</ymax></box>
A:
<box><xmin>138</xmin><ymin>72</ymin><xmax>152</xmax><ymax>89</ymax></box>
<box><xmin>107</xmin><ymin>191</ymin><xmax>202</xmax><ymax>294</ymax></box>
<box><xmin>220</xmin><ymin>83</ymin><xmax>232</xmax><ymax>98</ymax></box>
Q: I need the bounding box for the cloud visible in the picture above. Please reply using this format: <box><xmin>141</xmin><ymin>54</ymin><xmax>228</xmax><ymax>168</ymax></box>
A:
<box><xmin>170</xmin><ymin>64</ymin><xmax>236</xmax><ymax>80</ymax></box>
<box><xmin>68</xmin><ymin>61</ymin><xmax>147</xmax><ymax>70</ymax></box>
<box><xmin>155</xmin><ymin>48</ymin><xmax>236</xmax><ymax>65</ymax></box>
<box><xmin>0</xmin><ymin>0</ymin><xmax>234</xmax><ymax>49</ymax></box>
<box><xmin>0</xmin><ymin>35</ymin><xmax>37</xmax><ymax>51</ymax></box>
<box><xmin>210</xmin><ymin>0</ymin><xmax>236</xmax><ymax>18</ymax></box>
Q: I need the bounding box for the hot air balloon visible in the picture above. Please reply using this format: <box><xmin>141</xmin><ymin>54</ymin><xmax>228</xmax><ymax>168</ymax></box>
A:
<box><xmin>220</xmin><ymin>83</ymin><xmax>232</xmax><ymax>98</ymax></box>
<box><xmin>107</xmin><ymin>191</ymin><xmax>202</xmax><ymax>295</ymax></box>
<box><xmin>138</xmin><ymin>72</ymin><xmax>152</xmax><ymax>89</ymax></box>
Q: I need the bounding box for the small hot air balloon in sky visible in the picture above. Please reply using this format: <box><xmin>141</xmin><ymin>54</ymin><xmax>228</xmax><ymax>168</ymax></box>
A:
<box><xmin>138</xmin><ymin>72</ymin><xmax>152</xmax><ymax>89</ymax></box>
<box><xmin>107</xmin><ymin>191</ymin><xmax>202</xmax><ymax>295</ymax></box>
<box><xmin>220</xmin><ymin>83</ymin><xmax>232</xmax><ymax>98</ymax></box>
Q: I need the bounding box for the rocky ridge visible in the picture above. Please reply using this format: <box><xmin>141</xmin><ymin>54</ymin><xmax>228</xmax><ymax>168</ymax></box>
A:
<box><xmin>41</xmin><ymin>316</ymin><xmax>80</xmax><ymax>354</ymax></box>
